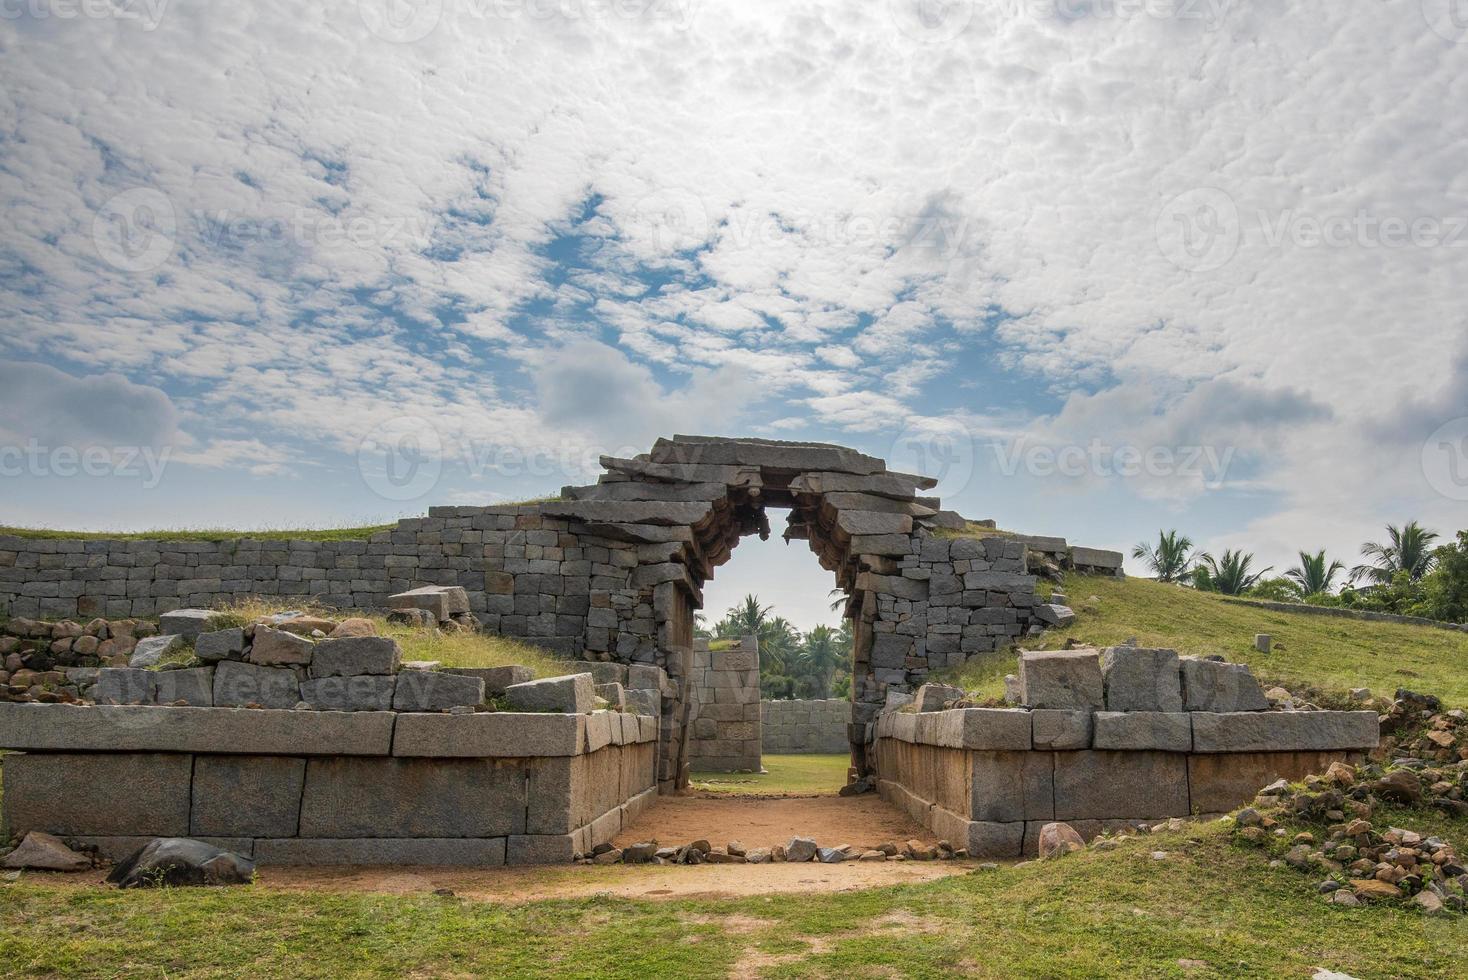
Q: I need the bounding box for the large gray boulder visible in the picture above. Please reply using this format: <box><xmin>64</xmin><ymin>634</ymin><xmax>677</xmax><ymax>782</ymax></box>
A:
<box><xmin>1100</xmin><ymin>647</ymin><xmax>1183</xmax><ymax>712</ymax></box>
<box><xmin>1018</xmin><ymin>650</ymin><xmax>1104</xmax><ymax>711</ymax></box>
<box><xmin>129</xmin><ymin>635</ymin><xmax>184</xmax><ymax>668</ymax></box>
<box><xmin>247</xmin><ymin>626</ymin><xmax>314</xmax><ymax>667</ymax></box>
<box><xmin>213</xmin><ymin>660</ymin><xmax>302</xmax><ymax>709</ymax></box>
<box><xmin>785</xmin><ymin>836</ymin><xmax>819</xmax><ymax>862</ymax></box>
<box><xmin>1032</xmin><ymin>604</ymin><xmax>1077</xmax><ymax>628</ymax></box>
<box><xmin>105</xmin><ymin>838</ymin><xmax>254</xmax><ymax>888</ymax></box>
<box><xmin>392</xmin><ymin>671</ymin><xmax>484</xmax><ymax>712</ymax></box>
<box><xmin>308</xmin><ymin>637</ymin><xmax>401</xmax><ymax>678</ymax></box>
<box><xmin>1180</xmin><ymin>658</ymin><xmax>1268</xmax><ymax>712</ymax></box>
<box><xmin>504</xmin><ymin>673</ymin><xmax>596</xmax><ymax>714</ymax></box>
<box><xmin>194</xmin><ymin>628</ymin><xmax>245</xmax><ymax>663</ymax></box>
<box><xmin>158</xmin><ymin>609</ymin><xmax>222</xmax><ymax>640</ymax></box>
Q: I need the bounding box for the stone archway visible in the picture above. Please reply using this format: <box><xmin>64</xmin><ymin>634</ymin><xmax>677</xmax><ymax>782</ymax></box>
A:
<box><xmin>477</xmin><ymin>435</ymin><xmax>1044</xmax><ymax>793</ymax></box>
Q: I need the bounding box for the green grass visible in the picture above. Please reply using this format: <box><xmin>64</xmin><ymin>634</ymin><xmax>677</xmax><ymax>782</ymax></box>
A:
<box><xmin>0</xmin><ymin>524</ymin><xmax>397</xmax><ymax>542</ymax></box>
<box><xmin>2</xmin><ymin>819</ymin><xmax>1464</xmax><ymax>978</ymax></box>
<box><xmin>690</xmin><ymin>754</ymin><xmax>850</xmax><ymax>796</ymax></box>
<box><xmin>940</xmin><ymin>573</ymin><xmax>1468</xmax><ymax>704</ymax></box>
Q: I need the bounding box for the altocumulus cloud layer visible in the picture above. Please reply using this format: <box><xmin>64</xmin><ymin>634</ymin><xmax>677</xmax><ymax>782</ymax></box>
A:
<box><xmin>1</xmin><ymin>0</ymin><xmax>1466</xmax><ymax>578</ymax></box>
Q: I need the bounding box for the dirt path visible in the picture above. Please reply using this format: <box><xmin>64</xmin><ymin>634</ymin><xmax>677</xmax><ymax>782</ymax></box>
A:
<box><xmin>613</xmin><ymin>791</ymin><xmax>938</xmax><ymax>854</ymax></box>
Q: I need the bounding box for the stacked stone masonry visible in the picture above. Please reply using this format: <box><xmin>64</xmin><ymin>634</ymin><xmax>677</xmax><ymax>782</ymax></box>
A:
<box><xmin>0</xmin><ymin>436</ymin><xmax>1125</xmax><ymax>787</ymax></box>
<box><xmin>762</xmin><ymin>699</ymin><xmax>851</xmax><ymax>755</ymax></box>
<box><xmin>875</xmin><ymin>649</ymin><xmax>1381</xmax><ymax>857</ymax></box>
<box><xmin>0</xmin><ymin>702</ymin><xmax>658</xmax><ymax>866</ymax></box>
<box><xmin>686</xmin><ymin>637</ymin><xmax>761</xmax><ymax>771</ymax></box>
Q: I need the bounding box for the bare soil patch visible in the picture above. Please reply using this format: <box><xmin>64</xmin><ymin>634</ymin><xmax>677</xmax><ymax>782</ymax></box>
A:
<box><xmin>613</xmin><ymin>791</ymin><xmax>938</xmax><ymax>853</ymax></box>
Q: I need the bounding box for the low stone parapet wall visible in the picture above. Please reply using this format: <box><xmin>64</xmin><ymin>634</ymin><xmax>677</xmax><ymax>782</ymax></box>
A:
<box><xmin>686</xmin><ymin>637</ymin><xmax>761</xmax><ymax>771</ymax></box>
<box><xmin>874</xmin><ymin>706</ymin><xmax>1378</xmax><ymax>858</ymax></box>
<box><xmin>0</xmin><ymin>702</ymin><xmax>658</xmax><ymax>866</ymax></box>
<box><xmin>761</xmin><ymin>699</ymin><xmax>849</xmax><ymax>754</ymax></box>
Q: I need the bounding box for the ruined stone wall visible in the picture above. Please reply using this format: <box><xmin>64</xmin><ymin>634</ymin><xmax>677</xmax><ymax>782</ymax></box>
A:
<box><xmin>874</xmin><ymin>648</ymin><xmax>1380</xmax><ymax>857</ymax></box>
<box><xmin>0</xmin><ymin>702</ymin><xmax>657</xmax><ymax>866</ymax></box>
<box><xmin>761</xmin><ymin>699</ymin><xmax>850</xmax><ymax>754</ymax></box>
<box><xmin>685</xmin><ymin>637</ymin><xmax>761</xmax><ymax>771</ymax></box>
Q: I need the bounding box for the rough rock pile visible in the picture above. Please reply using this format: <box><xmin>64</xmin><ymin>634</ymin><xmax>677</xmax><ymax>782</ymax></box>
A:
<box><xmin>578</xmin><ymin>835</ymin><xmax>968</xmax><ymax>865</ymax></box>
<box><xmin>1232</xmin><ymin>758</ymin><xmax>1467</xmax><ymax>913</ymax></box>
<box><xmin>1</xmin><ymin>616</ymin><xmax>157</xmax><ymax>703</ymax></box>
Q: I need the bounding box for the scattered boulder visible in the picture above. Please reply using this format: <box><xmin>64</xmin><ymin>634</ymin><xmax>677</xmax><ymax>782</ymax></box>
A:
<box><xmin>504</xmin><ymin>673</ymin><xmax>595</xmax><ymax>714</ymax></box>
<box><xmin>105</xmin><ymin>838</ymin><xmax>254</xmax><ymax>889</ymax></box>
<box><xmin>194</xmin><ymin>628</ymin><xmax>245</xmax><ymax>663</ymax></box>
<box><xmin>329</xmin><ymin>618</ymin><xmax>377</xmax><ymax>638</ymax></box>
<box><xmin>247</xmin><ymin>626</ymin><xmax>315</xmax><ymax>667</ymax></box>
<box><xmin>129</xmin><ymin>634</ymin><xmax>185</xmax><ymax>668</ymax></box>
<box><xmin>1</xmin><ymin>832</ymin><xmax>90</xmax><ymax>871</ymax></box>
<box><xmin>1037</xmin><ymin>822</ymin><xmax>1085</xmax><ymax>860</ymax></box>
<box><xmin>158</xmin><ymin>609</ymin><xmax>221</xmax><ymax>640</ymax></box>
<box><xmin>785</xmin><ymin>837</ymin><xmax>818</xmax><ymax>863</ymax></box>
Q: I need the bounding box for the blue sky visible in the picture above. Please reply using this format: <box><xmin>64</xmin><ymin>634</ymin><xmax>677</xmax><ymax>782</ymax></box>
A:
<box><xmin>3</xmin><ymin>2</ymin><xmax>1468</xmax><ymax>631</ymax></box>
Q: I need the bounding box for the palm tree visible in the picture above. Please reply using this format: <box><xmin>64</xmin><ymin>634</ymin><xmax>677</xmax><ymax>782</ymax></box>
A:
<box><xmin>1351</xmin><ymin>521</ymin><xmax>1440</xmax><ymax>585</ymax></box>
<box><xmin>1193</xmin><ymin>550</ymin><xmax>1273</xmax><ymax>596</ymax></box>
<box><xmin>797</xmin><ymin>625</ymin><xmax>845</xmax><ymax>699</ymax></box>
<box><xmin>724</xmin><ymin>593</ymin><xmax>773</xmax><ymax>636</ymax></box>
<box><xmin>827</xmin><ymin>587</ymin><xmax>849</xmax><ymax>613</ymax></box>
<box><xmin>1131</xmin><ymin>530</ymin><xmax>1199</xmax><ymax>583</ymax></box>
<box><xmin>1285</xmin><ymin>549</ymin><xmax>1346</xmax><ymax>598</ymax></box>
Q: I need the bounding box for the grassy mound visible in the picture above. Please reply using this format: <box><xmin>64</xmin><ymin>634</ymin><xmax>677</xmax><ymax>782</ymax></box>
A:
<box><xmin>942</xmin><ymin>574</ymin><xmax>1468</xmax><ymax>704</ymax></box>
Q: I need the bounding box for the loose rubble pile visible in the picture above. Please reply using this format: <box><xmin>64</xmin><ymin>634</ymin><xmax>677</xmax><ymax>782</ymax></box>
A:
<box><xmin>578</xmin><ymin>835</ymin><xmax>969</xmax><ymax>865</ymax></box>
<box><xmin>1</xmin><ymin>616</ymin><xmax>157</xmax><ymax>703</ymax></box>
<box><xmin>1231</xmin><ymin>716</ymin><xmax>1467</xmax><ymax>914</ymax></box>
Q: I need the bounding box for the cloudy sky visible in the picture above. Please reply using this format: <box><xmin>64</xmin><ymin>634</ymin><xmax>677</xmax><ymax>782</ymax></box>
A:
<box><xmin>3</xmin><ymin>1</ymin><xmax>1467</xmax><ymax>630</ymax></box>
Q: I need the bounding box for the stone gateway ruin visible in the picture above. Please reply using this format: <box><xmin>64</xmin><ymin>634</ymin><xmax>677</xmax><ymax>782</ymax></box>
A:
<box><xmin>0</xmin><ymin>435</ymin><xmax>1379</xmax><ymax>867</ymax></box>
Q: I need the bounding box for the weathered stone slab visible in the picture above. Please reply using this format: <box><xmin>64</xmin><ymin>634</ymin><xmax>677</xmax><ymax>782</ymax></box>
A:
<box><xmin>626</xmin><ymin>664</ymin><xmax>665</xmax><ymax>691</ymax></box>
<box><xmin>850</xmin><ymin>533</ymin><xmax>915</xmax><ymax>556</ymax></box>
<box><xmin>391</xmin><ymin>712</ymin><xmax>587</xmax><ymax>757</ymax></box>
<box><xmin>1100</xmin><ymin>647</ymin><xmax>1182</xmax><ymax>712</ymax></box>
<box><xmin>130</xmin><ymin>634</ymin><xmax>184</xmax><ymax>668</ymax></box>
<box><xmin>154</xmin><ymin>667</ymin><xmax>215</xmax><ymax>707</ymax></box>
<box><xmin>308</xmin><ymin>636</ymin><xmax>401</xmax><ymax>678</ymax></box>
<box><xmin>248</xmin><ymin>626</ymin><xmax>315</xmax><ymax>667</ymax></box>
<box><xmin>927</xmin><ymin>805</ymin><xmax>1025</xmax><ymax>859</ymax></box>
<box><xmin>388</xmin><ymin>585</ymin><xmax>470</xmax><ymax>621</ymax></box>
<box><xmin>393</xmin><ymin>671</ymin><xmax>484</xmax><ymax>712</ymax></box>
<box><xmin>1019</xmin><ymin>650</ymin><xmax>1104</xmax><ymax>711</ymax></box>
<box><xmin>1071</xmin><ymin>546</ymin><xmax>1124</xmax><ymax>570</ymax></box>
<box><xmin>1</xmin><ymin>752</ymin><xmax>191</xmax><ymax>838</ymax></box>
<box><xmin>1180</xmin><ymin>658</ymin><xmax>1268</xmax><ymax>712</ymax></box>
<box><xmin>1187</xmin><ymin>750</ymin><xmax>1364</xmax><ymax>813</ymax></box>
<box><xmin>914</xmin><ymin>708</ymin><xmax>1032</xmax><ymax>750</ymax></box>
<box><xmin>570</xmin><ymin>661</ymin><xmax>629</xmax><ymax>686</ymax></box>
<box><xmin>1189</xmin><ymin>711</ymin><xmax>1379</xmax><ymax>753</ymax></box>
<box><xmin>0</xmin><ymin>703</ymin><xmax>395</xmax><ymax>755</ymax></box>
<box><xmin>1052</xmin><ymin>750</ymin><xmax>1189</xmax><ymax>820</ymax></box>
<box><xmin>506</xmin><ymin>834</ymin><xmax>575</xmax><ymax>865</ymax></box>
<box><xmin>194</xmin><ymin>628</ymin><xmax>245</xmax><ymax>663</ymax></box>
<box><xmin>254</xmin><ymin>838</ymin><xmax>506</xmax><ymax>867</ymax></box>
<box><xmin>299</xmin><ymin>676</ymin><xmax>396</xmax><ymax>712</ymax></box>
<box><xmin>214</xmin><ymin>660</ymin><xmax>303</xmax><ymax>709</ymax></box>
<box><xmin>96</xmin><ymin>668</ymin><xmax>157</xmax><ymax>705</ymax></box>
<box><xmin>836</xmin><ymin>511</ymin><xmax>913</xmax><ymax>536</ymax></box>
<box><xmin>505</xmin><ymin>673</ymin><xmax>595</xmax><ymax>714</ymax></box>
<box><xmin>913</xmin><ymin>683</ymin><xmax>963</xmax><ymax>712</ymax></box>
<box><xmin>192</xmin><ymin>756</ymin><xmax>306</xmax><ymax>838</ymax></box>
<box><xmin>563</xmin><ymin>481</ymin><xmax>730</xmax><ymax>502</ymax></box>
<box><xmin>445</xmin><ymin>665</ymin><xmax>535</xmax><ymax>695</ymax></box>
<box><xmin>1030</xmin><ymin>709</ymin><xmax>1093</xmax><ymax>750</ymax></box>
<box><xmin>788</xmin><ymin>470</ymin><xmax>937</xmax><ymax>496</ymax></box>
<box><xmin>651</xmin><ymin>436</ymin><xmax>886</xmax><ymax>474</ymax></box>
<box><xmin>298</xmin><ymin>757</ymin><xmax>526</xmax><ymax>838</ymax></box>
<box><xmin>971</xmin><ymin>751</ymin><xmax>1054</xmax><ymax>822</ymax></box>
<box><xmin>539</xmin><ymin>500</ymin><xmax>714</xmax><ymax>526</ymax></box>
<box><xmin>159</xmin><ymin>608</ymin><xmax>222</xmax><ymax>639</ymax></box>
<box><xmin>1032</xmin><ymin>604</ymin><xmax>1076</xmax><ymax>628</ymax></box>
<box><xmin>1092</xmin><ymin>711</ymin><xmax>1192</xmax><ymax>752</ymax></box>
